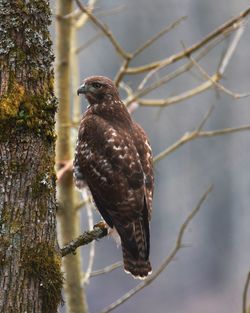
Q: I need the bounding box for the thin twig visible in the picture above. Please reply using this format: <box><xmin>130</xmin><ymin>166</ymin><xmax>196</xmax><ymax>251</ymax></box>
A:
<box><xmin>81</xmin><ymin>188</ymin><xmax>95</xmax><ymax>284</ymax></box>
<box><xmin>75</xmin><ymin>32</ymin><xmax>103</xmax><ymax>54</ymax></box>
<box><xmin>191</xmin><ymin>55</ymin><xmax>250</xmax><ymax>99</ymax></box>
<box><xmin>196</xmin><ymin>105</ymin><xmax>215</xmax><ymax>131</ymax></box>
<box><xmin>61</xmin><ymin>226</ymin><xmax>108</xmax><ymax>257</ymax></box>
<box><xmin>95</xmin><ymin>4</ymin><xmax>126</xmax><ymax>18</ymax></box>
<box><xmin>125</xmin><ymin>7</ymin><xmax>250</xmax><ymax>74</ymax></box>
<box><xmin>90</xmin><ymin>261</ymin><xmax>123</xmax><ymax>278</ymax></box>
<box><xmin>101</xmin><ymin>186</ymin><xmax>213</xmax><ymax>313</ymax></box>
<box><xmin>218</xmin><ymin>22</ymin><xmax>246</xmax><ymax>74</ymax></box>
<box><xmin>120</xmin><ymin>81</ymin><xmax>139</xmax><ymax>113</ymax></box>
<box><xmin>133</xmin><ymin>16</ymin><xmax>187</xmax><ymax>58</ymax></box>
<box><xmin>243</xmin><ymin>272</ymin><xmax>250</xmax><ymax>313</ymax></box>
<box><xmin>75</xmin><ymin>0</ymin><xmax>131</xmax><ymax>60</ymax></box>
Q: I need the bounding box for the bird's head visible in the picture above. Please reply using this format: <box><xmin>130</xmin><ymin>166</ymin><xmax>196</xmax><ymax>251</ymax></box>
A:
<box><xmin>77</xmin><ymin>76</ymin><xmax>120</xmax><ymax>105</ymax></box>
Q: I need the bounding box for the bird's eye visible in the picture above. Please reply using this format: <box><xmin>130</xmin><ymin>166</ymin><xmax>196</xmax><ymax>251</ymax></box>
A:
<box><xmin>92</xmin><ymin>82</ymin><xmax>102</xmax><ymax>89</ymax></box>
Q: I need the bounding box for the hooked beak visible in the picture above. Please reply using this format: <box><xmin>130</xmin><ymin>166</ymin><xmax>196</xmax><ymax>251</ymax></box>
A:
<box><xmin>77</xmin><ymin>83</ymin><xmax>87</xmax><ymax>96</ymax></box>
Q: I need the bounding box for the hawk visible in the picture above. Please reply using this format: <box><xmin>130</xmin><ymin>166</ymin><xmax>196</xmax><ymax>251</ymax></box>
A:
<box><xmin>74</xmin><ymin>76</ymin><xmax>154</xmax><ymax>279</ymax></box>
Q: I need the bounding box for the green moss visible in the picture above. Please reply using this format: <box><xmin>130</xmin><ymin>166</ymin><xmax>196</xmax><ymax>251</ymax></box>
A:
<box><xmin>22</xmin><ymin>242</ymin><xmax>63</xmax><ymax>313</ymax></box>
<box><xmin>0</xmin><ymin>84</ymin><xmax>57</xmax><ymax>142</ymax></box>
<box><xmin>0</xmin><ymin>83</ymin><xmax>25</xmax><ymax>118</ymax></box>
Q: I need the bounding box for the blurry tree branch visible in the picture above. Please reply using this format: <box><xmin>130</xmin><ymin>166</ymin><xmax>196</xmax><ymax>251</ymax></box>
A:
<box><xmin>124</xmin><ymin>34</ymin><xmax>228</xmax><ymax>107</ymax></box>
<box><xmin>154</xmin><ymin>105</ymin><xmax>250</xmax><ymax>163</ymax></box>
<box><xmin>61</xmin><ymin>226</ymin><xmax>108</xmax><ymax>257</ymax></box>
<box><xmin>57</xmin><ymin>160</ymin><xmax>73</xmax><ymax>182</ymax></box>
<box><xmin>243</xmin><ymin>272</ymin><xmax>250</xmax><ymax>313</ymax></box>
<box><xmin>75</xmin><ymin>0</ymin><xmax>131</xmax><ymax>59</ymax></box>
<box><xmin>124</xmin><ymin>7</ymin><xmax>250</xmax><ymax>74</ymax></box>
<box><xmin>114</xmin><ymin>16</ymin><xmax>187</xmax><ymax>85</ymax></box>
<box><xmin>81</xmin><ymin>188</ymin><xmax>96</xmax><ymax>284</ymax></box>
<box><xmin>89</xmin><ymin>261</ymin><xmax>123</xmax><ymax>278</ymax></box>
<box><xmin>75</xmin><ymin>32</ymin><xmax>103</xmax><ymax>54</ymax></box>
<box><xmin>189</xmin><ymin>54</ymin><xmax>250</xmax><ymax>99</ymax></box>
<box><xmin>101</xmin><ymin>186</ymin><xmax>213</xmax><ymax>313</ymax></box>
<box><xmin>128</xmin><ymin>23</ymin><xmax>246</xmax><ymax>107</ymax></box>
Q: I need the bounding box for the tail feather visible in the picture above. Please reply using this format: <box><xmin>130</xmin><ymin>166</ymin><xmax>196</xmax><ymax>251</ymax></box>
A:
<box><xmin>118</xmin><ymin>217</ymin><xmax>151</xmax><ymax>279</ymax></box>
<box><xmin>123</xmin><ymin>248</ymin><xmax>152</xmax><ymax>279</ymax></box>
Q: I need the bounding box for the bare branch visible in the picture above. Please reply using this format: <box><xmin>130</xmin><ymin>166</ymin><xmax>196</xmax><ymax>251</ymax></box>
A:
<box><xmin>243</xmin><ymin>272</ymin><xmax>250</xmax><ymax>313</ymax></box>
<box><xmin>90</xmin><ymin>261</ymin><xmax>123</xmax><ymax>278</ymax></box>
<box><xmin>75</xmin><ymin>0</ymin><xmax>131</xmax><ymax>60</ymax></box>
<box><xmin>154</xmin><ymin>124</ymin><xmax>250</xmax><ymax>163</ymax></box>
<box><xmin>134</xmin><ymin>23</ymin><xmax>245</xmax><ymax>108</ymax></box>
<box><xmin>101</xmin><ymin>186</ymin><xmax>213</xmax><ymax>313</ymax></box>
<box><xmin>124</xmin><ymin>33</ymin><xmax>231</xmax><ymax>106</ymax></box>
<box><xmin>75</xmin><ymin>197</ymin><xmax>91</xmax><ymax>211</ymax></box>
<box><xmin>138</xmin><ymin>73</ymin><xmax>221</xmax><ymax>107</ymax></box>
<box><xmin>75</xmin><ymin>0</ymin><xmax>96</xmax><ymax>29</ymax></box>
<box><xmin>95</xmin><ymin>4</ymin><xmax>126</xmax><ymax>18</ymax></box>
<box><xmin>114</xmin><ymin>16</ymin><xmax>186</xmax><ymax>86</ymax></box>
<box><xmin>191</xmin><ymin>56</ymin><xmax>250</xmax><ymax>99</ymax></box>
<box><xmin>133</xmin><ymin>16</ymin><xmax>187</xmax><ymax>58</ymax></box>
<box><xmin>196</xmin><ymin>105</ymin><xmax>215</xmax><ymax>131</ymax></box>
<box><xmin>114</xmin><ymin>59</ymin><xmax>131</xmax><ymax>86</ymax></box>
<box><xmin>61</xmin><ymin>226</ymin><xmax>108</xmax><ymax>257</ymax></box>
<box><xmin>218</xmin><ymin>23</ymin><xmax>245</xmax><ymax>74</ymax></box>
<box><xmin>125</xmin><ymin>7</ymin><xmax>250</xmax><ymax>74</ymax></box>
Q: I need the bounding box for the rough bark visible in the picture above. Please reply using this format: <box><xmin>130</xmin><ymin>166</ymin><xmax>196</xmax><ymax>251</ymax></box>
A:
<box><xmin>0</xmin><ymin>1</ymin><xmax>62</xmax><ymax>313</ymax></box>
<box><xmin>55</xmin><ymin>1</ymin><xmax>88</xmax><ymax>312</ymax></box>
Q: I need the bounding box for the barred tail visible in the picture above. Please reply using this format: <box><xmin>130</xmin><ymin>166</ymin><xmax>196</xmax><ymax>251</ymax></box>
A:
<box><xmin>119</xmin><ymin>217</ymin><xmax>151</xmax><ymax>279</ymax></box>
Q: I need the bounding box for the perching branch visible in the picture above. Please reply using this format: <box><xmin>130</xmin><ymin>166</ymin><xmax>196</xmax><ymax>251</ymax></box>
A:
<box><xmin>61</xmin><ymin>226</ymin><xmax>108</xmax><ymax>257</ymax></box>
<box><xmin>243</xmin><ymin>272</ymin><xmax>250</xmax><ymax>313</ymax></box>
<box><xmin>101</xmin><ymin>186</ymin><xmax>213</xmax><ymax>313</ymax></box>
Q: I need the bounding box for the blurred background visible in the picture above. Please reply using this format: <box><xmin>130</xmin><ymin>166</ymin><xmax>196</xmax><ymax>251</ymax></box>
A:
<box><xmin>51</xmin><ymin>0</ymin><xmax>250</xmax><ymax>312</ymax></box>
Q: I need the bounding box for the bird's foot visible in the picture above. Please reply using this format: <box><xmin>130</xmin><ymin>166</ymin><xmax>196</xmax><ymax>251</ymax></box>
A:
<box><xmin>94</xmin><ymin>220</ymin><xmax>107</xmax><ymax>230</ymax></box>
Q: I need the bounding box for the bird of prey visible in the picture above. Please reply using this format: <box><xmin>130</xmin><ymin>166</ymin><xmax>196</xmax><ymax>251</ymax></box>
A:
<box><xmin>74</xmin><ymin>76</ymin><xmax>154</xmax><ymax>279</ymax></box>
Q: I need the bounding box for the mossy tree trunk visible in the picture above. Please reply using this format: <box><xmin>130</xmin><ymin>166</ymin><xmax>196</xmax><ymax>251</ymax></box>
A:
<box><xmin>55</xmin><ymin>1</ymin><xmax>88</xmax><ymax>313</ymax></box>
<box><xmin>0</xmin><ymin>1</ymin><xmax>62</xmax><ymax>313</ymax></box>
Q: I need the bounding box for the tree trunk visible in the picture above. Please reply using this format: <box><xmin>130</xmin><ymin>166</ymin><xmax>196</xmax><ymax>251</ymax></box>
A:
<box><xmin>0</xmin><ymin>1</ymin><xmax>62</xmax><ymax>313</ymax></box>
<box><xmin>55</xmin><ymin>1</ymin><xmax>88</xmax><ymax>312</ymax></box>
